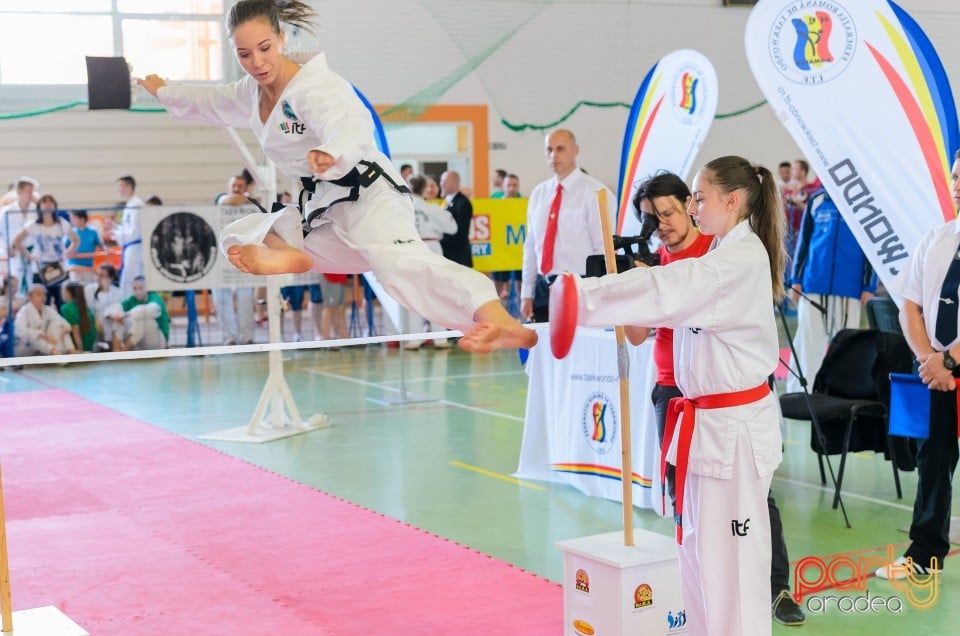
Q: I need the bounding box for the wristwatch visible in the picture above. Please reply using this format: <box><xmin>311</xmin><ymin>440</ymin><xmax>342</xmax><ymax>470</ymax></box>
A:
<box><xmin>943</xmin><ymin>350</ymin><xmax>957</xmax><ymax>371</ymax></box>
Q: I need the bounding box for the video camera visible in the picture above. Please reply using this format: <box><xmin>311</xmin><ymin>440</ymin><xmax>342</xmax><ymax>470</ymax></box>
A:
<box><xmin>585</xmin><ymin>212</ymin><xmax>660</xmax><ymax>277</ymax></box>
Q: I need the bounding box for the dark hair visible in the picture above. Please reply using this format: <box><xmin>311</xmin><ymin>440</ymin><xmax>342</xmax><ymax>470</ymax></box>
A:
<box><xmin>117</xmin><ymin>175</ymin><xmax>136</xmax><ymax>190</ymax></box>
<box><xmin>778</xmin><ymin>161</ymin><xmax>791</xmax><ymax>170</ymax></box>
<box><xmin>37</xmin><ymin>193</ymin><xmax>58</xmax><ymax>209</ymax></box>
<box><xmin>227</xmin><ymin>0</ymin><xmax>317</xmax><ymax>35</ymax></box>
<box><xmin>240</xmin><ymin>167</ymin><xmax>255</xmax><ymax>186</ymax></box>
<box><xmin>400</xmin><ymin>164</ymin><xmax>413</xmax><ymax>173</ymax></box>
<box><xmin>71</xmin><ymin>209</ymin><xmax>89</xmax><ymax>221</ymax></box>
<box><xmin>632</xmin><ymin>171</ymin><xmax>691</xmax><ymax>221</ymax></box>
<box><xmin>96</xmin><ymin>263</ymin><xmax>119</xmax><ymax>299</ymax></box>
<box><xmin>495</xmin><ymin>169</ymin><xmax>507</xmax><ymax>179</ymax></box>
<box><xmin>506</xmin><ymin>173</ymin><xmax>519</xmax><ymax>181</ymax></box>
<box><xmin>793</xmin><ymin>159</ymin><xmax>809</xmax><ymax>175</ymax></box>
<box><xmin>701</xmin><ymin>156</ymin><xmax>787</xmax><ymax>301</ymax></box>
<box><xmin>409</xmin><ymin>175</ymin><xmax>426</xmax><ymax>196</ymax></box>
<box><xmin>36</xmin><ymin>194</ymin><xmax>59</xmax><ymax>222</ymax></box>
<box><xmin>64</xmin><ymin>282</ymin><xmax>92</xmax><ymax>340</ymax></box>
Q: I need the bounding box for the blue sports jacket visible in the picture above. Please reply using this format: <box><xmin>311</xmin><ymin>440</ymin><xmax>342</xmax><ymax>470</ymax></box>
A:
<box><xmin>791</xmin><ymin>189</ymin><xmax>877</xmax><ymax>298</ymax></box>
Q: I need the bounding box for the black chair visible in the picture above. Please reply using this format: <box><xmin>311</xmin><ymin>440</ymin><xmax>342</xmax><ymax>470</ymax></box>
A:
<box><xmin>779</xmin><ymin>329</ymin><xmax>913</xmax><ymax>509</ymax></box>
<box><xmin>866</xmin><ymin>296</ymin><xmax>902</xmax><ymax>335</ymax></box>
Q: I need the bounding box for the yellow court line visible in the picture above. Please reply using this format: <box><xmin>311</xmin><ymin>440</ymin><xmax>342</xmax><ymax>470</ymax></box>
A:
<box><xmin>450</xmin><ymin>461</ymin><xmax>544</xmax><ymax>490</ymax></box>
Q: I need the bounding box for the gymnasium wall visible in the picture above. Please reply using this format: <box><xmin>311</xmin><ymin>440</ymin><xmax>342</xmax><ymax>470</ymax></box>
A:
<box><xmin>1</xmin><ymin>0</ymin><xmax>958</xmax><ymax>208</ymax></box>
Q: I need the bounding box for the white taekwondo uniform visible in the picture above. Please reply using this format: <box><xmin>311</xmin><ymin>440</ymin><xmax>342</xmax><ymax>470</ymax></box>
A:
<box><xmin>156</xmin><ymin>51</ymin><xmax>495</xmax><ymax>332</ymax></box>
<box><xmin>404</xmin><ymin>194</ymin><xmax>459</xmax><ymax>345</ymax></box>
<box><xmin>14</xmin><ymin>301</ymin><xmax>72</xmax><ymax>356</ymax></box>
<box><xmin>570</xmin><ymin>219</ymin><xmax>782</xmax><ymax>636</ymax></box>
<box><xmin>117</xmin><ymin>195</ymin><xmax>144</xmax><ymax>298</ymax></box>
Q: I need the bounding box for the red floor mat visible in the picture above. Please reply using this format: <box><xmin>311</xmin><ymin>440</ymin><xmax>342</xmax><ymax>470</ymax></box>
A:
<box><xmin>0</xmin><ymin>390</ymin><xmax>561</xmax><ymax>635</ymax></box>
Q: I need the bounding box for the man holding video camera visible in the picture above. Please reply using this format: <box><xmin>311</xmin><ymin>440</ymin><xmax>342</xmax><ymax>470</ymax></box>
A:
<box><xmin>520</xmin><ymin>129</ymin><xmax>615</xmax><ymax>322</ymax></box>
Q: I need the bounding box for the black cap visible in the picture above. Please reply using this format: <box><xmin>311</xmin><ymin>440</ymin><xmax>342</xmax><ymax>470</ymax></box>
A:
<box><xmin>85</xmin><ymin>56</ymin><xmax>131</xmax><ymax>110</ymax></box>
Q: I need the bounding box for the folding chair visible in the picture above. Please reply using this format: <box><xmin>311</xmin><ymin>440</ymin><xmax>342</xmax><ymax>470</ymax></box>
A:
<box><xmin>779</xmin><ymin>329</ymin><xmax>911</xmax><ymax>508</ymax></box>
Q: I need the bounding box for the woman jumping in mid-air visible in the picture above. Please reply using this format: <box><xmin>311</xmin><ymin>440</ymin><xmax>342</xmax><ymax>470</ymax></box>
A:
<box><xmin>138</xmin><ymin>0</ymin><xmax>535</xmax><ymax>353</ymax></box>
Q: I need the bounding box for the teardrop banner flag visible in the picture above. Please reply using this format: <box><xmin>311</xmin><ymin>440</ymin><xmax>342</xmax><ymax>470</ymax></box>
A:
<box><xmin>745</xmin><ymin>0</ymin><xmax>959</xmax><ymax>287</ymax></box>
<box><xmin>616</xmin><ymin>49</ymin><xmax>719</xmax><ymax>236</ymax></box>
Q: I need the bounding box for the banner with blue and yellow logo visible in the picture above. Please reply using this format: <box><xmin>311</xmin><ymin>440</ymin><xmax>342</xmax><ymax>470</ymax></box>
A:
<box><xmin>746</xmin><ymin>0</ymin><xmax>958</xmax><ymax>288</ymax></box>
<box><xmin>616</xmin><ymin>50</ymin><xmax>719</xmax><ymax>236</ymax></box>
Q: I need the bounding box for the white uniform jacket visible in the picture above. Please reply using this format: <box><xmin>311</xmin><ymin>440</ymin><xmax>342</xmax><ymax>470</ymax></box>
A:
<box><xmin>577</xmin><ymin>219</ymin><xmax>783</xmax><ymax>479</ymax></box>
<box><xmin>412</xmin><ymin>195</ymin><xmax>457</xmax><ymax>241</ymax></box>
<box><xmin>157</xmin><ymin>52</ymin><xmax>401</xmax><ymax>211</ymax></box>
<box><xmin>14</xmin><ymin>302</ymin><xmax>68</xmax><ymax>347</ymax></box>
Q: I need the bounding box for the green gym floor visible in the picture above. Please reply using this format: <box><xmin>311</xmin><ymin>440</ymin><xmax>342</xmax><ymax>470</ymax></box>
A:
<box><xmin>1</xmin><ymin>344</ymin><xmax>956</xmax><ymax>634</ymax></box>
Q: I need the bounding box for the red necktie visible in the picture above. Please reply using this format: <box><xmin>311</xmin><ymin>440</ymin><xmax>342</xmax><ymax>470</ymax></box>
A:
<box><xmin>540</xmin><ymin>183</ymin><xmax>563</xmax><ymax>274</ymax></box>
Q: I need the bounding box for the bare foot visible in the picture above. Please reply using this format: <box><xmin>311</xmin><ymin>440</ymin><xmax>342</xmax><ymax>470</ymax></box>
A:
<box><xmin>227</xmin><ymin>244</ymin><xmax>313</xmax><ymax>276</ymax></box>
<box><xmin>458</xmin><ymin>322</ymin><xmax>538</xmax><ymax>353</ymax></box>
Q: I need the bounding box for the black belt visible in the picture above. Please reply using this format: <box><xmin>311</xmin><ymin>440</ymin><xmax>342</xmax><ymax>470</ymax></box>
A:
<box><xmin>545</xmin><ymin>274</ymin><xmax>558</xmax><ymax>285</ymax></box>
<box><xmin>246</xmin><ymin>161</ymin><xmax>410</xmax><ymax>232</ymax></box>
<box><xmin>298</xmin><ymin>160</ymin><xmax>410</xmax><ymax>235</ymax></box>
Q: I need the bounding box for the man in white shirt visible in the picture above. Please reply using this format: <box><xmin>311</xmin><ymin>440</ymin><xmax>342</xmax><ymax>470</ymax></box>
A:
<box><xmin>520</xmin><ymin>129</ymin><xmax>615</xmax><ymax>322</ymax></box>
<box><xmin>114</xmin><ymin>175</ymin><xmax>145</xmax><ymax>297</ymax></box>
<box><xmin>1</xmin><ymin>177</ymin><xmax>38</xmax><ymax>298</ymax></box>
<box><xmin>877</xmin><ymin>150</ymin><xmax>960</xmax><ymax>581</ymax></box>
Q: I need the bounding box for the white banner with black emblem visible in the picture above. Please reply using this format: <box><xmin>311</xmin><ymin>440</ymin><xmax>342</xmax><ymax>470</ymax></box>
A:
<box><xmin>140</xmin><ymin>205</ymin><xmax>322</xmax><ymax>290</ymax></box>
<box><xmin>517</xmin><ymin>325</ymin><xmax>662</xmax><ymax>512</ymax></box>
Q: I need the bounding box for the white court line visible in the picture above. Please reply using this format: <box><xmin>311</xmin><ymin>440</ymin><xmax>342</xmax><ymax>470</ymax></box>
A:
<box><xmin>0</xmin><ymin>329</ymin><xmax>463</xmax><ymax>368</ymax></box>
<box><xmin>375</xmin><ymin>370</ymin><xmax>527</xmax><ymax>384</ymax></box>
<box><xmin>772</xmin><ymin>475</ymin><xmax>915</xmax><ymax>512</ymax></box>
<box><xmin>302</xmin><ymin>369</ymin><xmax>524</xmax><ymax>422</ymax></box>
<box><xmin>298</xmin><ymin>370</ymin><xmax>917</xmax><ymax>507</ymax></box>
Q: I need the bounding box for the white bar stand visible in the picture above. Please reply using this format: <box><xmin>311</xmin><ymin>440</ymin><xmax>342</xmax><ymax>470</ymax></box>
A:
<box><xmin>198</xmin><ymin>148</ymin><xmax>329</xmax><ymax>443</ymax></box>
<box><xmin>243</xmin><ymin>276</ymin><xmax>330</xmax><ymax>436</ymax></box>
<box><xmin>556</xmin><ymin>529</ymin><xmax>687</xmax><ymax>636</ymax></box>
<box><xmin>367</xmin><ymin>308</ymin><xmax>438</xmax><ymax>407</ymax></box>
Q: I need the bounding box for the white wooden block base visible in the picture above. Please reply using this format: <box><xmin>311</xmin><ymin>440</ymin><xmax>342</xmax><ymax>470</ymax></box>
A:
<box><xmin>6</xmin><ymin>606</ymin><xmax>88</xmax><ymax>635</ymax></box>
<box><xmin>556</xmin><ymin>529</ymin><xmax>687</xmax><ymax>636</ymax></box>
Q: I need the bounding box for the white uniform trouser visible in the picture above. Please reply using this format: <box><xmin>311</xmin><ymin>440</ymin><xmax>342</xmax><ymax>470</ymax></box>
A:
<box><xmin>785</xmin><ymin>295</ymin><xmax>860</xmax><ymax>393</ymax></box>
<box><xmin>680</xmin><ymin>427</ymin><xmax>773</xmax><ymax>636</ymax></box>
<box><xmin>219</xmin><ymin>181</ymin><xmax>495</xmax><ymax>333</ymax></box>
<box><xmin>212</xmin><ymin>287</ymin><xmax>255</xmax><ymax>344</ymax></box>
<box><xmin>111</xmin><ymin>304</ymin><xmax>166</xmax><ymax>350</ymax></box>
<box><xmin>401</xmin><ymin>239</ymin><xmax>450</xmax><ymax>346</ymax></box>
<box><xmin>120</xmin><ymin>243</ymin><xmax>144</xmax><ymax>299</ymax></box>
<box><xmin>15</xmin><ymin>324</ymin><xmax>73</xmax><ymax>356</ymax></box>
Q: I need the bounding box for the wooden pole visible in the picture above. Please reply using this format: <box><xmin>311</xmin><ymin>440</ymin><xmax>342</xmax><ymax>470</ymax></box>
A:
<box><xmin>596</xmin><ymin>189</ymin><xmax>635</xmax><ymax>547</ymax></box>
<box><xmin>0</xmin><ymin>464</ymin><xmax>13</xmax><ymax>632</ymax></box>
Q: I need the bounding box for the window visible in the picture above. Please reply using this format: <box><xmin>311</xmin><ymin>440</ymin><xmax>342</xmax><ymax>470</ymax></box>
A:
<box><xmin>0</xmin><ymin>1</ymin><xmax>226</xmax><ymax>87</ymax></box>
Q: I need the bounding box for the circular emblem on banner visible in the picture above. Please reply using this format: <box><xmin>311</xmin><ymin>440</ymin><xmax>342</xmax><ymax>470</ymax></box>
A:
<box><xmin>769</xmin><ymin>1</ymin><xmax>857</xmax><ymax>85</ymax></box>
<box><xmin>150</xmin><ymin>211</ymin><xmax>218</xmax><ymax>284</ymax></box>
<box><xmin>581</xmin><ymin>391</ymin><xmax>618</xmax><ymax>455</ymax></box>
<box><xmin>670</xmin><ymin>64</ymin><xmax>708</xmax><ymax>125</ymax></box>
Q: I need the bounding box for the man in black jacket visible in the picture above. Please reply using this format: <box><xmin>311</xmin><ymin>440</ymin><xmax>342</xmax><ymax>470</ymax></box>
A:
<box><xmin>439</xmin><ymin>170</ymin><xmax>473</xmax><ymax>267</ymax></box>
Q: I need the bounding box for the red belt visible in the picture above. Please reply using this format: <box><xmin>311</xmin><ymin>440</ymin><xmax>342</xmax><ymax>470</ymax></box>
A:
<box><xmin>661</xmin><ymin>382</ymin><xmax>771</xmax><ymax>544</ymax></box>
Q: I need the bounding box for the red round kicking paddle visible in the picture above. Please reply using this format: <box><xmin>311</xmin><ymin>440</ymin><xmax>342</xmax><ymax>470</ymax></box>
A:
<box><xmin>550</xmin><ymin>272</ymin><xmax>579</xmax><ymax>359</ymax></box>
